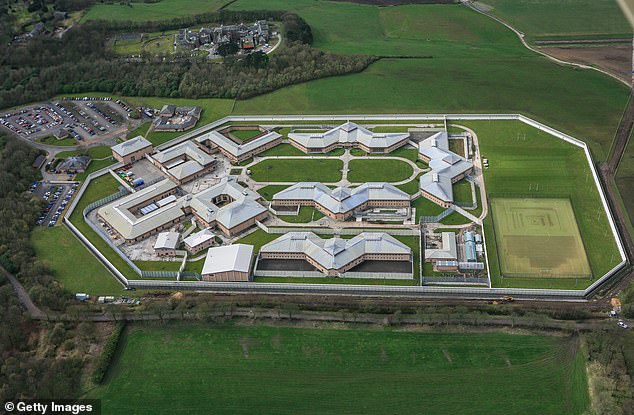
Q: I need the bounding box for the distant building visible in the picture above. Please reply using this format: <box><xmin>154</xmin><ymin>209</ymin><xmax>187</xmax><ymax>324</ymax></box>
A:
<box><xmin>175</xmin><ymin>20</ymin><xmax>270</xmax><ymax>52</ymax></box>
<box><xmin>154</xmin><ymin>105</ymin><xmax>202</xmax><ymax>132</ymax></box>
<box><xmin>54</xmin><ymin>128</ymin><xmax>70</xmax><ymax>140</ymax></box>
<box><xmin>111</xmin><ymin>136</ymin><xmax>153</xmax><ymax>164</ymax></box>
<box><xmin>260</xmin><ymin>232</ymin><xmax>412</xmax><ymax>277</ymax></box>
<box><xmin>201</xmin><ymin>244</ymin><xmax>254</xmax><ymax>282</ymax></box>
<box><xmin>57</xmin><ymin>155</ymin><xmax>91</xmax><ymax>174</ymax></box>
<box><xmin>154</xmin><ymin>231</ymin><xmax>180</xmax><ymax>257</ymax></box>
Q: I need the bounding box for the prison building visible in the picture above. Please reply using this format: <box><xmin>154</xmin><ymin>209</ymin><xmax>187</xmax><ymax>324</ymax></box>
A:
<box><xmin>464</xmin><ymin>231</ymin><xmax>477</xmax><ymax>262</ymax></box>
<box><xmin>271</xmin><ymin>182</ymin><xmax>410</xmax><ymax>221</ymax></box>
<box><xmin>187</xmin><ymin>177</ymin><xmax>268</xmax><ymax>237</ymax></box>
<box><xmin>434</xmin><ymin>260</ymin><xmax>459</xmax><ymax>272</ymax></box>
<box><xmin>201</xmin><ymin>244</ymin><xmax>254</xmax><ymax>282</ymax></box>
<box><xmin>150</xmin><ymin>141</ymin><xmax>217</xmax><ymax>184</ymax></box>
<box><xmin>97</xmin><ymin>180</ymin><xmax>185</xmax><ymax>243</ymax></box>
<box><xmin>288</xmin><ymin>122</ymin><xmax>410</xmax><ymax>154</ymax></box>
<box><xmin>195</xmin><ymin>130</ymin><xmax>282</xmax><ymax>163</ymax></box>
<box><xmin>153</xmin><ymin>231</ymin><xmax>180</xmax><ymax>257</ymax></box>
<box><xmin>424</xmin><ymin>232</ymin><xmax>458</xmax><ymax>263</ymax></box>
<box><xmin>418</xmin><ymin>132</ymin><xmax>473</xmax><ymax>207</ymax></box>
<box><xmin>260</xmin><ymin>232</ymin><xmax>412</xmax><ymax>277</ymax></box>
<box><xmin>111</xmin><ymin>136</ymin><xmax>153</xmax><ymax>164</ymax></box>
<box><xmin>182</xmin><ymin>229</ymin><xmax>216</xmax><ymax>254</ymax></box>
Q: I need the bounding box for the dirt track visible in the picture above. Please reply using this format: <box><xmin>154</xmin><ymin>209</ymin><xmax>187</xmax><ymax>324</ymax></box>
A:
<box><xmin>541</xmin><ymin>45</ymin><xmax>632</xmax><ymax>83</ymax></box>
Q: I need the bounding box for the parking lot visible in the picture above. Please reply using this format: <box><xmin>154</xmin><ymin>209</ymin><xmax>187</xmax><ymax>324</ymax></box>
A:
<box><xmin>30</xmin><ymin>181</ymin><xmax>79</xmax><ymax>227</ymax></box>
<box><xmin>0</xmin><ymin>97</ymin><xmax>135</xmax><ymax>142</ymax></box>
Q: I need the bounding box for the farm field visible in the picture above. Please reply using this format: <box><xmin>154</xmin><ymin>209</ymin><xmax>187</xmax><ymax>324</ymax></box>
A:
<box><xmin>227</xmin><ymin>1</ymin><xmax>628</xmax><ymax>161</ymax></box>
<box><xmin>347</xmin><ymin>159</ymin><xmax>413</xmax><ymax>183</ymax></box>
<box><xmin>462</xmin><ymin>120</ymin><xmax>621</xmax><ymax>289</ymax></box>
<box><xmin>30</xmin><ymin>227</ymin><xmax>123</xmax><ymax>295</ymax></box>
<box><xmin>82</xmin><ymin>0</ymin><xmax>229</xmax><ymax>22</ymax></box>
<box><xmin>481</xmin><ymin>0</ymin><xmax>631</xmax><ymax>40</ymax></box>
<box><xmin>491</xmin><ymin>198</ymin><xmax>592</xmax><ymax>279</ymax></box>
<box><xmin>249</xmin><ymin>159</ymin><xmax>343</xmax><ymax>183</ymax></box>
<box><xmin>90</xmin><ymin>323</ymin><xmax>589</xmax><ymax>415</ymax></box>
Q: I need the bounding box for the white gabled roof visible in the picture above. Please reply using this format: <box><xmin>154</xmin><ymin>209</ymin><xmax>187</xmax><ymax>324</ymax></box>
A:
<box><xmin>201</xmin><ymin>244</ymin><xmax>254</xmax><ymax>275</ymax></box>
<box><xmin>189</xmin><ymin>177</ymin><xmax>266</xmax><ymax>229</ymax></box>
<box><xmin>154</xmin><ymin>231</ymin><xmax>180</xmax><ymax>250</ymax></box>
<box><xmin>424</xmin><ymin>232</ymin><xmax>458</xmax><ymax>260</ymax></box>
<box><xmin>97</xmin><ymin>180</ymin><xmax>186</xmax><ymax>240</ymax></box>
<box><xmin>152</xmin><ymin>141</ymin><xmax>215</xmax><ymax>167</ymax></box>
<box><xmin>111</xmin><ymin>136</ymin><xmax>152</xmax><ymax>157</ymax></box>
<box><xmin>196</xmin><ymin>130</ymin><xmax>281</xmax><ymax>158</ymax></box>
<box><xmin>183</xmin><ymin>228</ymin><xmax>214</xmax><ymax>248</ymax></box>
<box><xmin>418</xmin><ymin>131</ymin><xmax>473</xmax><ymax>204</ymax></box>
<box><xmin>288</xmin><ymin>122</ymin><xmax>409</xmax><ymax>150</ymax></box>
<box><xmin>261</xmin><ymin>232</ymin><xmax>411</xmax><ymax>270</ymax></box>
<box><xmin>272</xmin><ymin>182</ymin><xmax>409</xmax><ymax>214</ymax></box>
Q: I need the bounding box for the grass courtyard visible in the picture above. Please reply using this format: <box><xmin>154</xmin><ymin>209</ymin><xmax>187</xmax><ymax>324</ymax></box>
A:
<box><xmin>347</xmin><ymin>159</ymin><xmax>414</xmax><ymax>183</ymax></box>
<box><xmin>89</xmin><ymin>323</ymin><xmax>589</xmax><ymax>415</ymax></box>
<box><xmin>249</xmin><ymin>159</ymin><xmax>343</xmax><ymax>183</ymax></box>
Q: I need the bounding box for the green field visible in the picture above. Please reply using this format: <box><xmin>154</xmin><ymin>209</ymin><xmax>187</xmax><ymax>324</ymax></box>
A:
<box><xmin>616</xmin><ymin>129</ymin><xmax>634</xmax><ymax>236</ymax></box>
<box><xmin>229</xmin><ymin>2</ymin><xmax>628</xmax><ymax>161</ymax></box>
<box><xmin>463</xmin><ymin>120</ymin><xmax>621</xmax><ymax>289</ymax></box>
<box><xmin>30</xmin><ymin>227</ymin><xmax>124</xmax><ymax>295</ymax></box>
<box><xmin>482</xmin><ymin>0</ymin><xmax>631</xmax><ymax>40</ymax></box>
<box><xmin>256</xmin><ymin>184</ymin><xmax>289</xmax><ymax>200</ymax></box>
<box><xmin>38</xmin><ymin>135</ymin><xmax>77</xmax><ymax>146</ymax></box>
<box><xmin>229</xmin><ymin>129</ymin><xmax>264</xmax><ymax>142</ymax></box>
<box><xmin>249</xmin><ymin>159</ymin><xmax>343</xmax><ymax>183</ymax></box>
<box><xmin>113</xmin><ymin>32</ymin><xmax>177</xmax><ymax>56</ymax></box>
<box><xmin>82</xmin><ymin>0</ymin><xmax>229</xmax><ymax>22</ymax></box>
<box><xmin>90</xmin><ymin>323</ymin><xmax>589</xmax><ymax>415</ymax></box>
<box><xmin>491</xmin><ymin>198</ymin><xmax>592</xmax><ymax>279</ymax></box>
<box><xmin>56</xmin><ymin>145</ymin><xmax>112</xmax><ymax>160</ymax></box>
<box><xmin>347</xmin><ymin>159</ymin><xmax>414</xmax><ymax>183</ymax></box>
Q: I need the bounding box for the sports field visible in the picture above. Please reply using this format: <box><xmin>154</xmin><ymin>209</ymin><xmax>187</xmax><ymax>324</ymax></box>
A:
<box><xmin>249</xmin><ymin>159</ymin><xmax>343</xmax><ymax>183</ymax></box>
<box><xmin>90</xmin><ymin>323</ymin><xmax>589</xmax><ymax>415</ymax></box>
<box><xmin>491</xmin><ymin>198</ymin><xmax>591</xmax><ymax>279</ymax></box>
<box><xmin>347</xmin><ymin>159</ymin><xmax>414</xmax><ymax>183</ymax></box>
<box><xmin>461</xmin><ymin>120</ymin><xmax>621</xmax><ymax>289</ymax></box>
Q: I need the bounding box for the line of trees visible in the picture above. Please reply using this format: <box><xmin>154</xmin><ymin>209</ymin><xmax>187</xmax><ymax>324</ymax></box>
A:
<box><xmin>0</xmin><ymin>133</ymin><xmax>102</xmax><ymax>403</ymax></box>
<box><xmin>0</xmin><ymin>10</ymin><xmax>374</xmax><ymax>108</ymax></box>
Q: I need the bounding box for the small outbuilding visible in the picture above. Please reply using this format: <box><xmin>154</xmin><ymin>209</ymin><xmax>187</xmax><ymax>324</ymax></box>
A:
<box><xmin>183</xmin><ymin>229</ymin><xmax>216</xmax><ymax>254</ymax></box>
<box><xmin>153</xmin><ymin>231</ymin><xmax>180</xmax><ymax>257</ymax></box>
<box><xmin>201</xmin><ymin>244</ymin><xmax>254</xmax><ymax>282</ymax></box>
<box><xmin>111</xmin><ymin>136</ymin><xmax>153</xmax><ymax>164</ymax></box>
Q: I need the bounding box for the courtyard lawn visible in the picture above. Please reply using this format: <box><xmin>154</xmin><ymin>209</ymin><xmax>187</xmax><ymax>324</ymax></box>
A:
<box><xmin>411</xmin><ymin>196</ymin><xmax>447</xmax><ymax>221</ymax></box>
<box><xmin>90</xmin><ymin>323</ymin><xmax>589</xmax><ymax>415</ymax></box>
<box><xmin>249</xmin><ymin>159</ymin><xmax>343</xmax><ymax>183</ymax></box>
<box><xmin>133</xmin><ymin>260</ymin><xmax>182</xmax><ymax>272</ymax></box>
<box><xmin>30</xmin><ymin>227</ymin><xmax>124</xmax><ymax>295</ymax></box>
<box><xmin>82</xmin><ymin>0</ymin><xmax>229</xmax><ymax>22</ymax></box>
<box><xmin>256</xmin><ymin>184</ymin><xmax>289</xmax><ymax>200</ymax></box>
<box><xmin>278</xmin><ymin>206</ymin><xmax>324</xmax><ymax>224</ymax></box>
<box><xmin>347</xmin><ymin>159</ymin><xmax>413</xmax><ymax>183</ymax></box>
<box><xmin>396</xmin><ymin>175</ymin><xmax>421</xmax><ymax>195</ymax></box>
<box><xmin>230</xmin><ymin>129</ymin><xmax>263</xmax><ymax>142</ymax></box>
<box><xmin>258</xmin><ymin>143</ymin><xmax>306</xmax><ymax>157</ymax></box>
<box><xmin>234</xmin><ymin>230</ymin><xmax>279</xmax><ymax>254</ymax></box>
<box><xmin>463</xmin><ymin>120</ymin><xmax>622</xmax><ymax>289</ymax></box>
<box><xmin>452</xmin><ymin>179</ymin><xmax>473</xmax><ymax>204</ymax></box>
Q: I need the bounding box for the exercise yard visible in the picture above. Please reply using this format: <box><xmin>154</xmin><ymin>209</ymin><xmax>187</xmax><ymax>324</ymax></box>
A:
<box><xmin>491</xmin><ymin>198</ymin><xmax>591</xmax><ymax>279</ymax></box>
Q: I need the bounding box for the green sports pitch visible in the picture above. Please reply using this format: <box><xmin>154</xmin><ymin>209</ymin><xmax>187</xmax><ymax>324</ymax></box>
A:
<box><xmin>491</xmin><ymin>198</ymin><xmax>591</xmax><ymax>279</ymax></box>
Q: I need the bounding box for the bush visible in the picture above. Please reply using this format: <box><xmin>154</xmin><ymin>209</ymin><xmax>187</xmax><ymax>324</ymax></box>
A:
<box><xmin>92</xmin><ymin>321</ymin><xmax>126</xmax><ymax>384</ymax></box>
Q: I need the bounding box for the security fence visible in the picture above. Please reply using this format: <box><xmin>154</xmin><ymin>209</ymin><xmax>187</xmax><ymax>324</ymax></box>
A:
<box><xmin>419</xmin><ymin>207</ymin><xmax>454</xmax><ymax>223</ymax></box>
